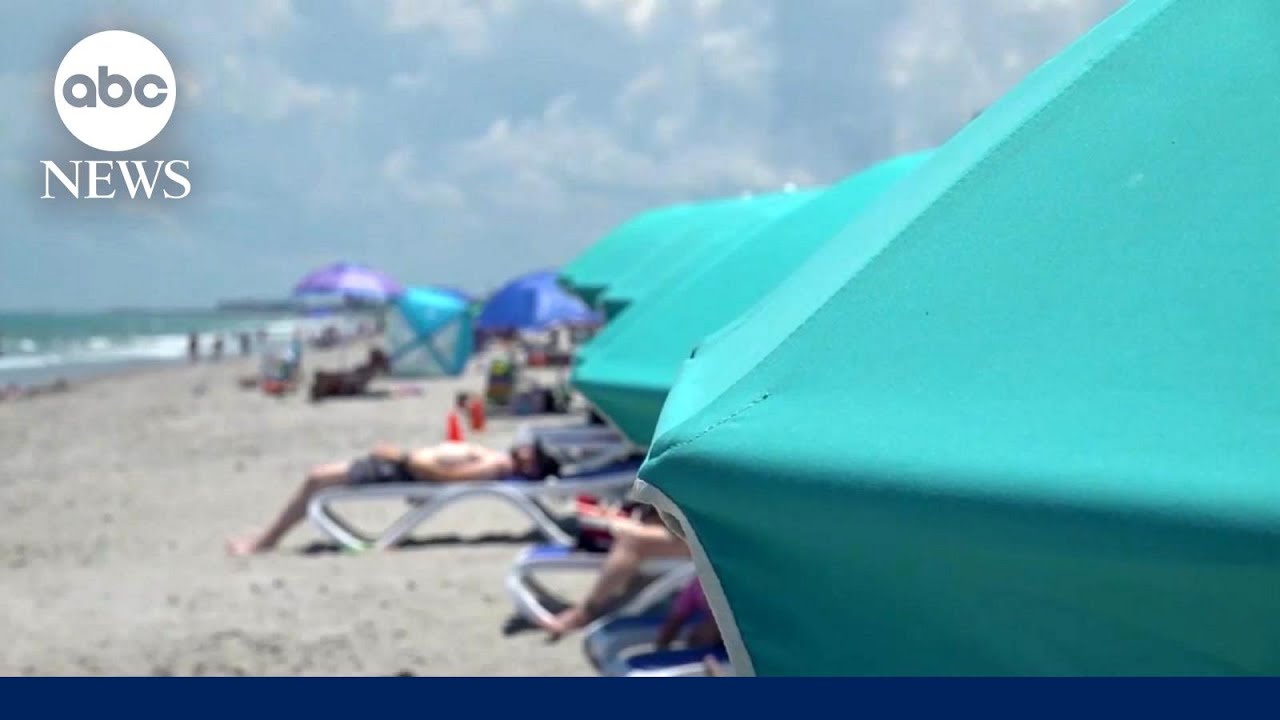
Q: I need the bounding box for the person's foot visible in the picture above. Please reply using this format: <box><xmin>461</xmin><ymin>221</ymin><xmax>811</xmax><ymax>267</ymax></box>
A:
<box><xmin>538</xmin><ymin>606</ymin><xmax>591</xmax><ymax>640</ymax></box>
<box><xmin>225</xmin><ymin>534</ymin><xmax>268</xmax><ymax>556</ymax></box>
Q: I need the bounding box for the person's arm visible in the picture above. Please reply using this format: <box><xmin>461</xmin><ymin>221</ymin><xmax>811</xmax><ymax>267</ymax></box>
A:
<box><xmin>607</xmin><ymin>514</ymin><xmax>676</xmax><ymax>543</ymax></box>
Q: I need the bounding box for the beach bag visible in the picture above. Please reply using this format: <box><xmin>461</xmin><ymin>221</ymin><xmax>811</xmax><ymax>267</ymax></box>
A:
<box><xmin>486</xmin><ymin>356</ymin><xmax>517</xmax><ymax>406</ymax></box>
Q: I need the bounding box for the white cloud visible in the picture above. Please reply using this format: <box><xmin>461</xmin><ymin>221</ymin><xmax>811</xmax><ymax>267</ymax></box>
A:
<box><xmin>693</xmin><ymin>0</ymin><xmax>724</xmax><ymax>20</ymax></box>
<box><xmin>443</xmin><ymin>95</ymin><xmax>811</xmax><ymax>207</ymax></box>
<box><xmin>245</xmin><ymin>0</ymin><xmax>295</xmax><ymax>37</ymax></box>
<box><xmin>218</xmin><ymin>54</ymin><xmax>360</xmax><ymax>123</ymax></box>
<box><xmin>381</xmin><ymin>146</ymin><xmax>468</xmax><ymax>209</ymax></box>
<box><xmin>578</xmin><ymin>0</ymin><xmax>662</xmax><ymax>35</ymax></box>
<box><xmin>692</xmin><ymin>1</ymin><xmax>774</xmax><ymax>95</ymax></box>
<box><xmin>176</xmin><ymin>70</ymin><xmax>204</xmax><ymax>106</ymax></box>
<box><xmin>381</xmin><ymin>0</ymin><xmax>521</xmax><ymax>55</ymax></box>
<box><xmin>615</xmin><ymin>66</ymin><xmax>666</xmax><ymax>118</ymax></box>
<box><xmin>2</xmin><ymin>0</ymin><xmax>1140</xmax><ymax>307</ymax></box>
<box><xmin>699</xmin><ymin>26</ymin><xmax>772</xmax><ymax>93</ymax></box>
<box><xmin>614</xmin><ymin>67</ymin><xmax>698</xmax><ymax>147</ymax></box>
<box><xmin>875</xmin><ymin>0</ymin><xmax>1124</xmax><ymax>150</ymax></box>
<box><xmin>389</xmin><ymin>71</ymin><xmax>435</xmax><ymax>93</ymax></box>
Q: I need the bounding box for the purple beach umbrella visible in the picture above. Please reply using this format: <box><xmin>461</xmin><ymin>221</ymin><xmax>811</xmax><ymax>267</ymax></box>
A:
<box><xmin>293</xmin><ymin>262</ymin><xmax>404</xmax><ymax>303</ymax></box>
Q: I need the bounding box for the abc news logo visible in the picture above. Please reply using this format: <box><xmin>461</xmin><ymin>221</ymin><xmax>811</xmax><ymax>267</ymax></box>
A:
<box><xmin>61</xmin><ymin>67</ymin><xmax>170</xmax><ymax>109</ymax></box>
<box><xmin>41</xmin><ymin>30</ymin><xmax>190</xmax><ymax>200</ymax></box>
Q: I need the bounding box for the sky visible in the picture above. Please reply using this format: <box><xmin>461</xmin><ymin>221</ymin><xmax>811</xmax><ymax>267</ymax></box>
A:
<box><xmin>0</xmin><ymin>0</ymin><xmax>1126</xmax><ymax>310</ymax></box>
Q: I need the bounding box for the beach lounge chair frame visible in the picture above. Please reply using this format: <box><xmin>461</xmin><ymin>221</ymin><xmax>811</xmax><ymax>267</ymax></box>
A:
<box><xmin>504</xmin><ymin>543</ymin><xmax>696</xmax><ymax>627</ymax></box>
<box><xmin>307</xmin><ymin>456</ymin><xmax>640</xmax><ymax>552</ymax></box>
<box><xmin>583</xmin><ymin>612</ymin><xmax>728</xmax><ymax>677</ymax></box>
<box><xmin>533</xmin><ymin>425</ymin><xmax>628</xmax><ymax>463</ymax></box>
<box><xmin>619</xmin><ymin>648</ymin><xmax>729</xmax><ymax>677</ymax></box>
<box><xmin>533</xmin><ymin>424</ymin><xmax>623</xmax><ymax>446</ymax></box>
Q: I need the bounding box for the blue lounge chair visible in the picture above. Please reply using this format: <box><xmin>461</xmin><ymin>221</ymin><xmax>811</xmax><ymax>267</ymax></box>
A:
<box><xmin>533</xmin><ymin>425</ymin><xmax>629</xmax><ymax>462</ymax></box>
<box><xmin>619</xmin><ymin>646</ymin><xmax>730</xmax><ymax>677</ymax></box>
<box><xmin>584</xmin><ymin>610</ymin><xmax>729</xmax><ymax>677</ymax></box>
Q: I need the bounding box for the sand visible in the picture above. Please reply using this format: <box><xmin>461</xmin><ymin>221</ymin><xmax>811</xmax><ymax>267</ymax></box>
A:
<box><xmin>0</xmin><ymin>350</ymin><xmax>600</xmax><ymax>676</ymax></box>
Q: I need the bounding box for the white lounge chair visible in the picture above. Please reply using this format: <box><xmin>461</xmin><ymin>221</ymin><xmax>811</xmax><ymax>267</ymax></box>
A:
<box><xmin>505</xmin><ymin>542</ymin><xmax>696</xmax><ymax>628</ymax></box>
<box><xmin>306</xmin><ymin>457</ymin><xmax>642</xmax><ymax>552</ymax></box>
<box><xmin>533</xmin><ymin>425</ymin><xmax>622</xmax><ymax>446</ymax></box>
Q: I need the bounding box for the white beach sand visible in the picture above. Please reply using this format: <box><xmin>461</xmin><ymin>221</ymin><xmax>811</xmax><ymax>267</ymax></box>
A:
<box><xmin>0</xmin><ymin>351</ymin><xmax>601</xmax><ymax>675</ymax></box>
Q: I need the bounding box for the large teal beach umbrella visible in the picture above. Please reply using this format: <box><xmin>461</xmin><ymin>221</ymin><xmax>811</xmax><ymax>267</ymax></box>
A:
<box><xmin>596</xmin><ymin>191</ymin><xmax>817</xmax><ymax>321</ymax></box>
<box><xmin>573</xmin><ymin>152</ymin><xmax>929</xmax><ymax>446</ymax></box>
<box><xmin>573</xmin><ymin>190</ymin><xmax>813</xmax><ymax>371</ymax></box>
<box><xmin>559</xmin><ymin>204</ymin><xmax>696</xmax><ymax>307</ymax></box>
<box><xmin>637</xmin><ymin>0</ymin><xmax>1280</xmax><ymax>676</ymax></box>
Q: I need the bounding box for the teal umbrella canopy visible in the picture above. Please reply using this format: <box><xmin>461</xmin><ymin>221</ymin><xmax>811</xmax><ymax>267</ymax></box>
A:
<box><xmin>559</xmin><ymin>204</ymin><xmax>696</xmax><ymax>307</ymax></box>
<box><xmin>571</xmin><ymin>191</ymin><xmax>816</xmax><ymax>445</ymax></box>
<box><xmin>573</xmin><ymin>152</ymin><xmax>927</xmax><ymax>447</ymax></box>
<box><xmin>595</xmin><ymin>191</ymin><xmax>817</xmax><ymax>321</ymax></box>
<box><xmin>638</xmin><ymin>0</ymin><xmax>1280</xmax><ymax>676</ymax></box>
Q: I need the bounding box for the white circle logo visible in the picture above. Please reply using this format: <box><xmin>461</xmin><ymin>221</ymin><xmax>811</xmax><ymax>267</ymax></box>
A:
<box><xmin>53</xmin><ymin>31</ymin><xmax>176</xmax><ymax>152</ymax></box>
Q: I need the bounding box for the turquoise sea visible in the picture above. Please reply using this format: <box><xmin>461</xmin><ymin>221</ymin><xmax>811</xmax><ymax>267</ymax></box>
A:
<box><xmin>0</xmin><ymin>310</ymin><xmax>296</xmax><ymax>388</ymax></box>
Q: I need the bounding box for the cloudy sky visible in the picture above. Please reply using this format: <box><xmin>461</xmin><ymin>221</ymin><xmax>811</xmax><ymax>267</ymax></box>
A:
<box><xmin>0</xmin><ymin>0</ymin><xmax>1125</xmax><ymax>310</ymax></box>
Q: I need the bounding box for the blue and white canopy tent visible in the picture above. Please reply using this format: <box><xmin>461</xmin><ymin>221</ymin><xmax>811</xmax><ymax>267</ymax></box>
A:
<box><xmin>384</xmin><ymin>286</ymin><xmax>474</xmax><ymax>377</ymax></box>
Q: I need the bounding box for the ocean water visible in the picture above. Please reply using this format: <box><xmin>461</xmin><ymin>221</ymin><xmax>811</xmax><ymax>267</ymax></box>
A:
<box><xmin>0</xmin><ymin>310</ymin><xmax>298</xmax><ymax>388</ymax></box>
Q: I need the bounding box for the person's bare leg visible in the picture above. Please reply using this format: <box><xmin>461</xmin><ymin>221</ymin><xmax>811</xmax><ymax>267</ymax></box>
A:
<box><xmin>226</xmin><ymin>462</ymin><xmax>350</xmax><ymax>555</ymax></box>
<box><xmin>540</xmin><ymin>520</ymin><xmax>688</xmax><ymax>638</ymax></box>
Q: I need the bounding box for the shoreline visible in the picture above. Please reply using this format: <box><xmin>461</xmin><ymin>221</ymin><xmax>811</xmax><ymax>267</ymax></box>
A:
<box><xmin>0</xmin><ymin>356</ymin><xmax>191</xmax><ymax>397</ymax></box>
<box><xmin>0</xmin><ymin>335</ymin><xmax>386</xmax><ymax>401</ymax></box>
<box><xmin>0</xmin><ymin>309</ymin><xmax>381</xmax><ymax>394</ymax></box>
<box><xmin>0</xmin><ymin>353</ymin><xmax>256</xmax><ymax>401</ymax></box>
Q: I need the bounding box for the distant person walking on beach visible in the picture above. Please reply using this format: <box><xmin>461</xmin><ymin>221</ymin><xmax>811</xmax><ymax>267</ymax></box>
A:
<box><xmin>238</xmin><ymin>332</ymin><xmax>251</xmax><ymax>357</ymax></box>
<box><xmin>211</xmin><ymin>335</ymin><xmax>225</xmax><ymax>361</ymax></box>
<box><xmin>187</xmin><ymin>332</ymin><xmax>199</xmax><ymax>363</ymax></box>
<box><xmin>226</xmin><ymin>438</ymin><xmax>562</xmax><ymax>555</ymax></box>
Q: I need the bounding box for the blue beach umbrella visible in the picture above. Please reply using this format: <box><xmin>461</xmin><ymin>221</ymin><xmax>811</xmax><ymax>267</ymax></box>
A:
<box><xmin>476</xmin><ymin>269</ymin><xmax>600</xmax><ymax>332</ymax></box>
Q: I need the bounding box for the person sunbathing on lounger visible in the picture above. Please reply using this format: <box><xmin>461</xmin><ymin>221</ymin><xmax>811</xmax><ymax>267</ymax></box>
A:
<box><xmin>309</xmin><ymin>347</ymin><xmax>391</xmax><ymax>401</ymax></box>
<box><xmin>226</xmin><ymin>439</ymin><xmax>561</xmax><ymax>556</ymax></box>
<box><xmin>538</xmin><ymin>507</ymin><xmax>691</xmax><ymax>639</ymax></box>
